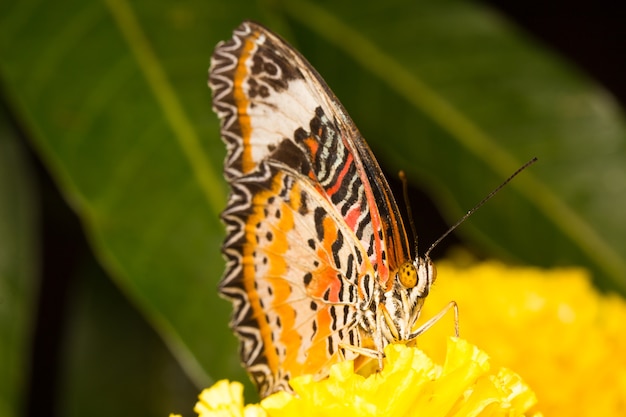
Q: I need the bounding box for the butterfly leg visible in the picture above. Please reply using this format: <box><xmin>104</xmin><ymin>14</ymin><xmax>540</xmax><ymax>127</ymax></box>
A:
<box><xmin>338</xmin><ymin>343</ymin><xmax>382</xmax><ymax>361</ymax></box>
<box><xmin>338</xmin><ymin>309</ymin><xmax>386</xmax><ymax>368</ymax></box>
<box><xmin>409</xmin><ymin>300</ymin><xmax>459</xmax><ymax>340</ymax></box>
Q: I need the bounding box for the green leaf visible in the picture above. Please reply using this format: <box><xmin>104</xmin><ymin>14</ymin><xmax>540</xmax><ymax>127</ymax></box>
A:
<box><xmin>0</xmin><ymin>110</ymin><xmax>39</xmax><ymax>417</ymax></box>
<box><xmin>1</xmin><ymin>0</ymin><xmax>625</xmax><ymax>413</ymax></box>
<box><xmin>60</xmin><ymin>260</ymin><xmax>199</xmax><ymax>417</ymax></box>
<box><xmin>0</xmin><ymin>0</ymin><xmax>253</xmax><ymax>394</ymax></box>
<box><xmin>278</xmin><ymin>0</ymin><xmax>626</xmax><ymax>288</ymax></box>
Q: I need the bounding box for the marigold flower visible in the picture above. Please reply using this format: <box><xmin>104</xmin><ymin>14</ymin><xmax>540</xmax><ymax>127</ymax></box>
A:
<box><xmin>417</xmin><ymin>261</ymin><xmax>626</xmax><ymax>417</ymax></box>
<box><xmin>192</xmin><ymin>379</ymin><xmax>267</xmax><ymax>417</ymax></box>
<box><xmin>180</xmin><ymin>337</ymin><xmax>538</xmax><ymax>417</ymax></box>
<box><xmin>172</xmin><ymin>261</ymin><xmax>626</xmax><ymax>416</ymax></box>
<box><xmin>263</xmin><ymin>338</ymin><xmax>537</xmax><ymax>417</ymax></box>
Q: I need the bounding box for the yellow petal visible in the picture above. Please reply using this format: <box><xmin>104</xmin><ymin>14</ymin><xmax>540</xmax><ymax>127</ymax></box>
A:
<box><xmin>419</xmin><ymin>261</ymin><xmax>626</xmax><ymax>416</ymax></box>
<box><xmin>260</xmin><ymin>338</ymin><xmax>536</xmax><ymax>417</ymax></box>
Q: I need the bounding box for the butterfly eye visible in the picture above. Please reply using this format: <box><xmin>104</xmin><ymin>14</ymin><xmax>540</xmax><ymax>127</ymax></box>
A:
<box><xmin>397</xmin><ymin>262</ymin><xmax>418</xmax><ymax>288</ymax></box>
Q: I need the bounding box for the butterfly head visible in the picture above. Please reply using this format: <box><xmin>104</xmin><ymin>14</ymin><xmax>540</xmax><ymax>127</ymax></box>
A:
<box><xmin>376</xmin><ymin>257</ymin><xmax>436</xmax><ymax>345</ymax></box>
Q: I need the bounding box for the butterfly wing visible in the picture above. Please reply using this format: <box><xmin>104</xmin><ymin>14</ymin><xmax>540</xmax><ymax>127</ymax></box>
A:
<box><xmin>209</xmin><ymin>21</ymin><xmax>411</xmax><ymax>396</ymax></box>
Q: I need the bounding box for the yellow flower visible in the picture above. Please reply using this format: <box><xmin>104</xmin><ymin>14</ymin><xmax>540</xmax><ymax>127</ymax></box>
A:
<box><xmin>185</xmin><ymin>337</ymin><xmax>538</xmax><ymax>417</ymax></box>
<box><xmin>174</xmin><ymin>261</ymin><xmax>626</xmax><ymax>416</ymax></box>
<box><xmin>192</xmin><ymin>379</ymin><xmax>267</xmax><ymax>417</ymax></box>
<box><xmin>417</xmin><ymin>261</ymin><xmax>626</xmax><ymax>417</ymax></box>
<box><xmin>263</xmin><ymin>338</ymin><xmax>537</xmax><ymax>417</ymax></box>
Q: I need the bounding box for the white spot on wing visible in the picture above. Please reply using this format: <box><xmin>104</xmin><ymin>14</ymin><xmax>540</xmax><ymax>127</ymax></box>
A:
<box><xmin>246</xmin><ymin>78</ymin><xmax>333</xmax><ymax>164</ymax></box>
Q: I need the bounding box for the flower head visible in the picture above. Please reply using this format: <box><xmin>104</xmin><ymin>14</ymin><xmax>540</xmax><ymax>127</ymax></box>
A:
<box><xmin>417</xmin><ymin>261</ymin><xmax>626</xmax><ymax>416</ymax></box>
<box><xmin>174</xmin><ymin>261</ymin><xmax>626</xmax><ymax>417</ymax></box>
<box><xmin>185</xmin><ymin>337</ymin><xmax>538</xmax><ymax>417</ymax></box>
<box><xmin>192</xmin><ymin>379</ymin><xmax>267</xmax><ymax>417</ymax></box>
<box><xmin>263</xmin><ymin>337</ymin><xmax>537</xmax><ymax>417</ymax></box>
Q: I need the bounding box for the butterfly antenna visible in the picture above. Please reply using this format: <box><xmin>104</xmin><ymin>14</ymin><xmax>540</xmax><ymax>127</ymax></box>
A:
<box><xmin>424</xmin><ymin>157</ymin><xmax>538</xmax><ymax>259</ymax></box>
<box><xmin>399</xmin><ymin>171</ymin><xmax>420</xmax><ymax>257</ymax></box>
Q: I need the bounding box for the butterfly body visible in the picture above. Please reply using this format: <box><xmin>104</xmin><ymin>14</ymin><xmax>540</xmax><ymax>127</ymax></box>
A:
<box><xmin>209</xmin><ymin>21</ymin><xmax>435</xmax><ymax>397</ymax></box>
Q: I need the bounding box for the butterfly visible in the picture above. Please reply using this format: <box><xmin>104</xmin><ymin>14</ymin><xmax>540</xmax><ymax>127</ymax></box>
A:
<box><xmin>209</xmin><ymin>21</ymin><xmax>442</xmax><ymax>398</ymax></box>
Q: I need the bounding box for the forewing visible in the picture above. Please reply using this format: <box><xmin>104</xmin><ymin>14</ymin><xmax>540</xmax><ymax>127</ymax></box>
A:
<box><xmin>209</xmin><ymin>21</ymin><xmax>411</xmax><ymax>396</ymax></box>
